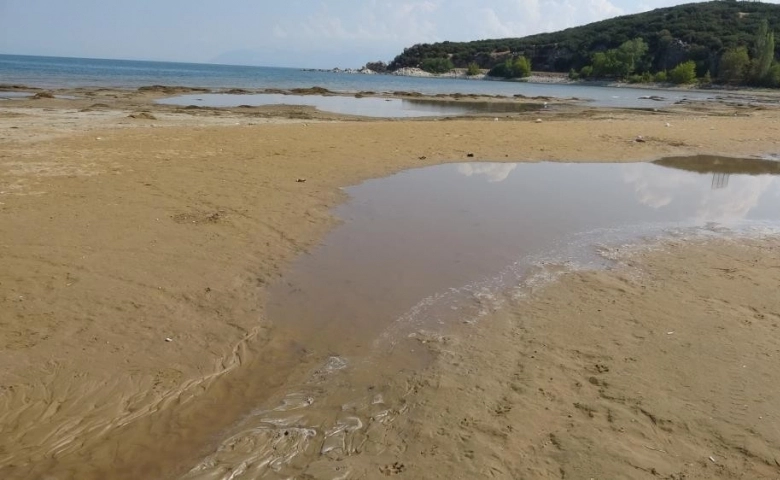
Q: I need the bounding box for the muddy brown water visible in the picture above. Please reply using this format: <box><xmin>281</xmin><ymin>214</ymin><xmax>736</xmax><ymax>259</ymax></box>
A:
<box><xmin>21</xmin><ymin>156</ymin><xmax>780</xmax><ymax>479</ymax></box>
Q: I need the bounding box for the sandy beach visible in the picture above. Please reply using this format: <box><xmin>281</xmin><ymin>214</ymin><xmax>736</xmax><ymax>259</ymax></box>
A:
<box><xmin>1</xmin><ymin>89</ymin><xmax>780</xmax><ymax>479</ymax></box>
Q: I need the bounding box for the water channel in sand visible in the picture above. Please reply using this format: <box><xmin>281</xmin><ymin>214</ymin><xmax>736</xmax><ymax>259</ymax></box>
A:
<box><xmin>177</xmin><ymin>156</ymin><xmax>780</xmax><ymax>479</ymax></box>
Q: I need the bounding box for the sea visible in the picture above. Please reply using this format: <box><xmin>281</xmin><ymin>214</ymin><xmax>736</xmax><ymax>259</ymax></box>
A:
<box><xmin>0</xmin><ymin>54</ymin><xmax>717</xmax><ymax>108</ymax></box>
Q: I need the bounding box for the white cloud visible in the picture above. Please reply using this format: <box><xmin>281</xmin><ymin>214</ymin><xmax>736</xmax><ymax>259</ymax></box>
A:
<box><xmin>623</xmin><ymin>164</ymin><xmax>779</xmax><ymax>225</ymax></box>
<box><xmin>9</xmin><ymin>0</ymin><xmax>780</xmax><ymax>66</ymax></box>
<box><xmin>695</xmin><ymin>176</ymin><xmax>776</xmax><ymax>224</ymax></box>
<box><xmin>271</xmin><ymin>26</ymin><xmax>287</xmax><ymax>39</ymax></box>
<box><xmin>265</xmin><ymin>0</ymin><xmax>627</xmax><ymax>57</ymax></box>
<box><xmin>457</xmin><ymin>163</ymin><xmax>518</xmax><ymax>183</ymax></box>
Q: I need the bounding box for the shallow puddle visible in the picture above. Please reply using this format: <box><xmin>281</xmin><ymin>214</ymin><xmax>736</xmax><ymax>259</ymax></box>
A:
<box><xmin>157</xmin><ymin>93</ymin><xmax>541</xmax><ymax>117</ymax></box>
<box><xmin>0</xmin><ymin>91</ymin><xmax>33</xmax><ymax>99</ymax></box>
<box><xmin>268</xmin><ymin>156</ymin><xmax>780</xmax><ymax>351</ymax></box>
<box><xmin>184</xmin><ymin>156</ymin><xmax>780</xmax><ymax>479</ymax></box>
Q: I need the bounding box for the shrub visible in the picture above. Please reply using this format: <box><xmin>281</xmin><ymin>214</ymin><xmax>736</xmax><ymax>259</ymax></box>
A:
<box><xmin>627</xmin><ymin>72</ymin><xmax>652</xmax><ymax>83</ymax></box>
<box><xmin>627</xmin><ymin>74</ymin><xmax>643</xmax><ymax>84</ymax></box>
<box><xmin>487</xmin><ymin>62</ymin><xmax>509</xmax><ymax>77</ymax></box>
<box><xmin>654</xmin><ymin>70</ymin><xmax>668</xmax><ymax>82</ymax></box>
<box><xmin>487</xmin><ymin>56</ymin><xmax>532</xmax><ymax>79</ymax></box>
<box><xmin>580</xmin><ymin>65</ymin><xmax>594</xmax><ymax>78</ymax></box>
<box><xmin>700</xmin><ymin>70</ymin><xmax>713</xmax><ymax>86</ymax></box>
<box><xmin>669</xmin><ymin>61</ymin><xmax>697</xmax><ymax>84</ymax></box>
<box><xmin>466</xmin><ymin>62</ymin><xmax>481</xmax><ymax>76</ymax></box>
<box><xmin>767</xmin><ymin>63</ymin><xmax>780</xmax><ymax>88</ymax></box>
<box><xmin>512</xmin><ymin>56</ymin><xmax>532</xmax><ymax>78</ymax></box>
<box><xmin>420</xmin><ymin>57</ymin><xmax>454</xmax><ymax>74</ymax></box>
<box><xmin>718</xmin><ymin>47</ymin><xmax>749</xmax><ymax>85</ymax></box>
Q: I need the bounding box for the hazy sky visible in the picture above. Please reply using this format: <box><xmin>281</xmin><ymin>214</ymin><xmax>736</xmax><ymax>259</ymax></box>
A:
<box><xmin>1</xmin><ymin>1</ymin><xmax>778</xmax><ymax>68</ymax></box>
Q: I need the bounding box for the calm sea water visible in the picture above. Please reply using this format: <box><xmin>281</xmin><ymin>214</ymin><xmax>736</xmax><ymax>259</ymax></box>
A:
<box><xmin>0</xmin><ymin>54</ymin><xmax>717</xmax><ymax>107</ymax></box>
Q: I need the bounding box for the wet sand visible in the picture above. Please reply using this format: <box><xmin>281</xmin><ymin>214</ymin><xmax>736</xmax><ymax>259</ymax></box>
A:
<box><xmin>322</xmin><ymin>237</ymin><xmax>780</xmax><ymax>479</ymax></box>
<box><xmin>1</xmin><ymin>90</ymin><xmax>780</xmax><ymax>478</ymax></box>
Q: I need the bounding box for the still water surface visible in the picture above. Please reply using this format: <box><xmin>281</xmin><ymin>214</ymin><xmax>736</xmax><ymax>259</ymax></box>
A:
<box><xmin>181</xmin><ymin>157</ymin><xmax>780</xmax><ymax>479</ymax></box>
<box><xmin>269</xmin><ymin>156</ymin><xmax>780</xmax><ymax>350</ymax></box>
<box><xmin>157</xmin><ymin>93</ymin><xmax>543</xmax><ymax>117</ymax></box>
<box><xmin>1</xmin><ymin>54</ymin><xmax>714</xmax><ymax>108</ymax></box>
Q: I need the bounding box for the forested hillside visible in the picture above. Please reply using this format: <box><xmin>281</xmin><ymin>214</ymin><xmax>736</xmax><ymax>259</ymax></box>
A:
<box><xmin>387</xmin><ymin>1</ymin><xmax>780</xmax><ymax>85</ymax></box>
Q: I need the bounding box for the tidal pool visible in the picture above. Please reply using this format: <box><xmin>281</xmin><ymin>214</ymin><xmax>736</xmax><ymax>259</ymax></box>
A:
<box><xmin>183</xmin><ymin>156</ymin><xmax>780</xmax><ymax>479</ymax></box>
<box><xmin>268</xmin><ymin>156</ymin><xmax>780</xmax><ymax>352</ymax></box>
<box><xmin>157</xmin><ymin>93</ymin><xmax>546</xmax><ymax>117</ymax></box>
<box><xmin>0</xmin><ymin>91</ymin><xmax>33</xmax><ymax>99</ymax></box>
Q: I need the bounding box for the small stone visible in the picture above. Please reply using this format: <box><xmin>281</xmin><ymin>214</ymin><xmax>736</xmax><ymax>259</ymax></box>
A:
<box><xmin>296</xmin><ymin>178</ymin><xmax>307</xmax><ymax>183</ymax></box>
<box><xmin>466</xmin><ymin>153</ymin><xmax>475</xmax><ymax>158</ymax></box>
<box><xmin>535</xmin><ymin>118</ymin><xmax>543</xmax><ymax>123</ymax></box>
<box><xmin>165</xmin><ymin>337</ymin><xmax>173</xmax><ymax>342</ymax></box>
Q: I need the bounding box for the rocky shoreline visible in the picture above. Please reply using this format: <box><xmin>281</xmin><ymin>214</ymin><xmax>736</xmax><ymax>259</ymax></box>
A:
<box><xmin>301</xmin><ymin>65</ymin><xmax>576</xmax><ymax>82</ymax></box>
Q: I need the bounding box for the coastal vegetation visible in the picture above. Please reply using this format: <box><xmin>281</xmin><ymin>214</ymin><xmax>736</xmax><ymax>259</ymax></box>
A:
<box><xmin>419</xmin><ymin>57</ymin><xmax>454</xmax><ymax>74</ymax></box>
<box><xmin>486</xmin><ymin>56</ymin><xmax>532</xmax><ymax>79</ymax></box>
<box><xmin>386</xmin><ymin>1</ymin><xmax>780</xmax><ymax>87</ymax></box>
<box><xmin>466</xmin><ymin>62</ymin><xmax>482</xmax><ymax>76</ymax></box>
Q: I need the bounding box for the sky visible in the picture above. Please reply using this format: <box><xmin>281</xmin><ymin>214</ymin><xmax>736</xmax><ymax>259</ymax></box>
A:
<box><xmin>1</xmin><ymin>1</ymin><xmax>778</xmax><ymax>68</ymax></box>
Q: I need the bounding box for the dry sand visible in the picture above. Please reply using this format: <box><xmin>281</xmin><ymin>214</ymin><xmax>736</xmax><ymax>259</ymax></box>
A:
<box><xmin>0</xmin><ymin>90</ymin><xmax>779</xmax><ymax>479</ymax></box>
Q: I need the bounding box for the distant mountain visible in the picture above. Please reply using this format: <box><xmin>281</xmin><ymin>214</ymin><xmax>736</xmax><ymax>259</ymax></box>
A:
<box><xmin>388</xmin><ymin>1</ymin><xmax>780</xmax><ymax>75</ymax></box>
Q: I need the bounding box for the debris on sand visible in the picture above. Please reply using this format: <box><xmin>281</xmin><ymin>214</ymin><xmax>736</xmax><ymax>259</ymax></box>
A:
<box><xmin>32</xmin><ymin>92</ymin><xmax>55</xmax><ymax>99</ymax></box>
<box><xmin>128</xmin><ymin>112</ymin><xmax>157</xmax><ymax>120</ymax></box>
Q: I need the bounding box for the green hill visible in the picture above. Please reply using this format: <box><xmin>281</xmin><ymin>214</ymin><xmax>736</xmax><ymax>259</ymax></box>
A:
<box><xmin>388</xmin><ymin>1</ymin><xmax>780</xmax><ymax>79</ymax></box>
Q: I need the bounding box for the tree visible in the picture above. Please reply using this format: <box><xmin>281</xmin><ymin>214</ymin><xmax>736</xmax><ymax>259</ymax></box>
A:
<box><xmin>614</xmin><ymin>38</ymin><xmax>649</xmax><ymax>77</ymax></box>
<box><xmin>591</xmin><ymin>51</ymin><xmax>620</xmax><ymax>77</ymax></box>
<box><xmin>365</xmin><ymin>61</ymin><xmax>388</xmax><ymax>73</ymax></box>
<box><xmin>466</xmin><ymin>62</ymin><xmax>481</xmax><ymax>76</ymax></box>
<box><xmin>719</xmin><ymin>46</ymin><xmax>750</xmax><ymax>84</ymax></box>
<box><xmin>750</xmin><ymin>19</ymin><xmax>776</xmax><ymax>84</ymax></box>
<box><xmin>589</xmin><ymin>38</ymin><xmax>648</xmax><ymax>78</ymax></box>
<box><xmin>669</xmin><ymin>60</ymin><xmax>697</xmax><ymax>84</ymax></box>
